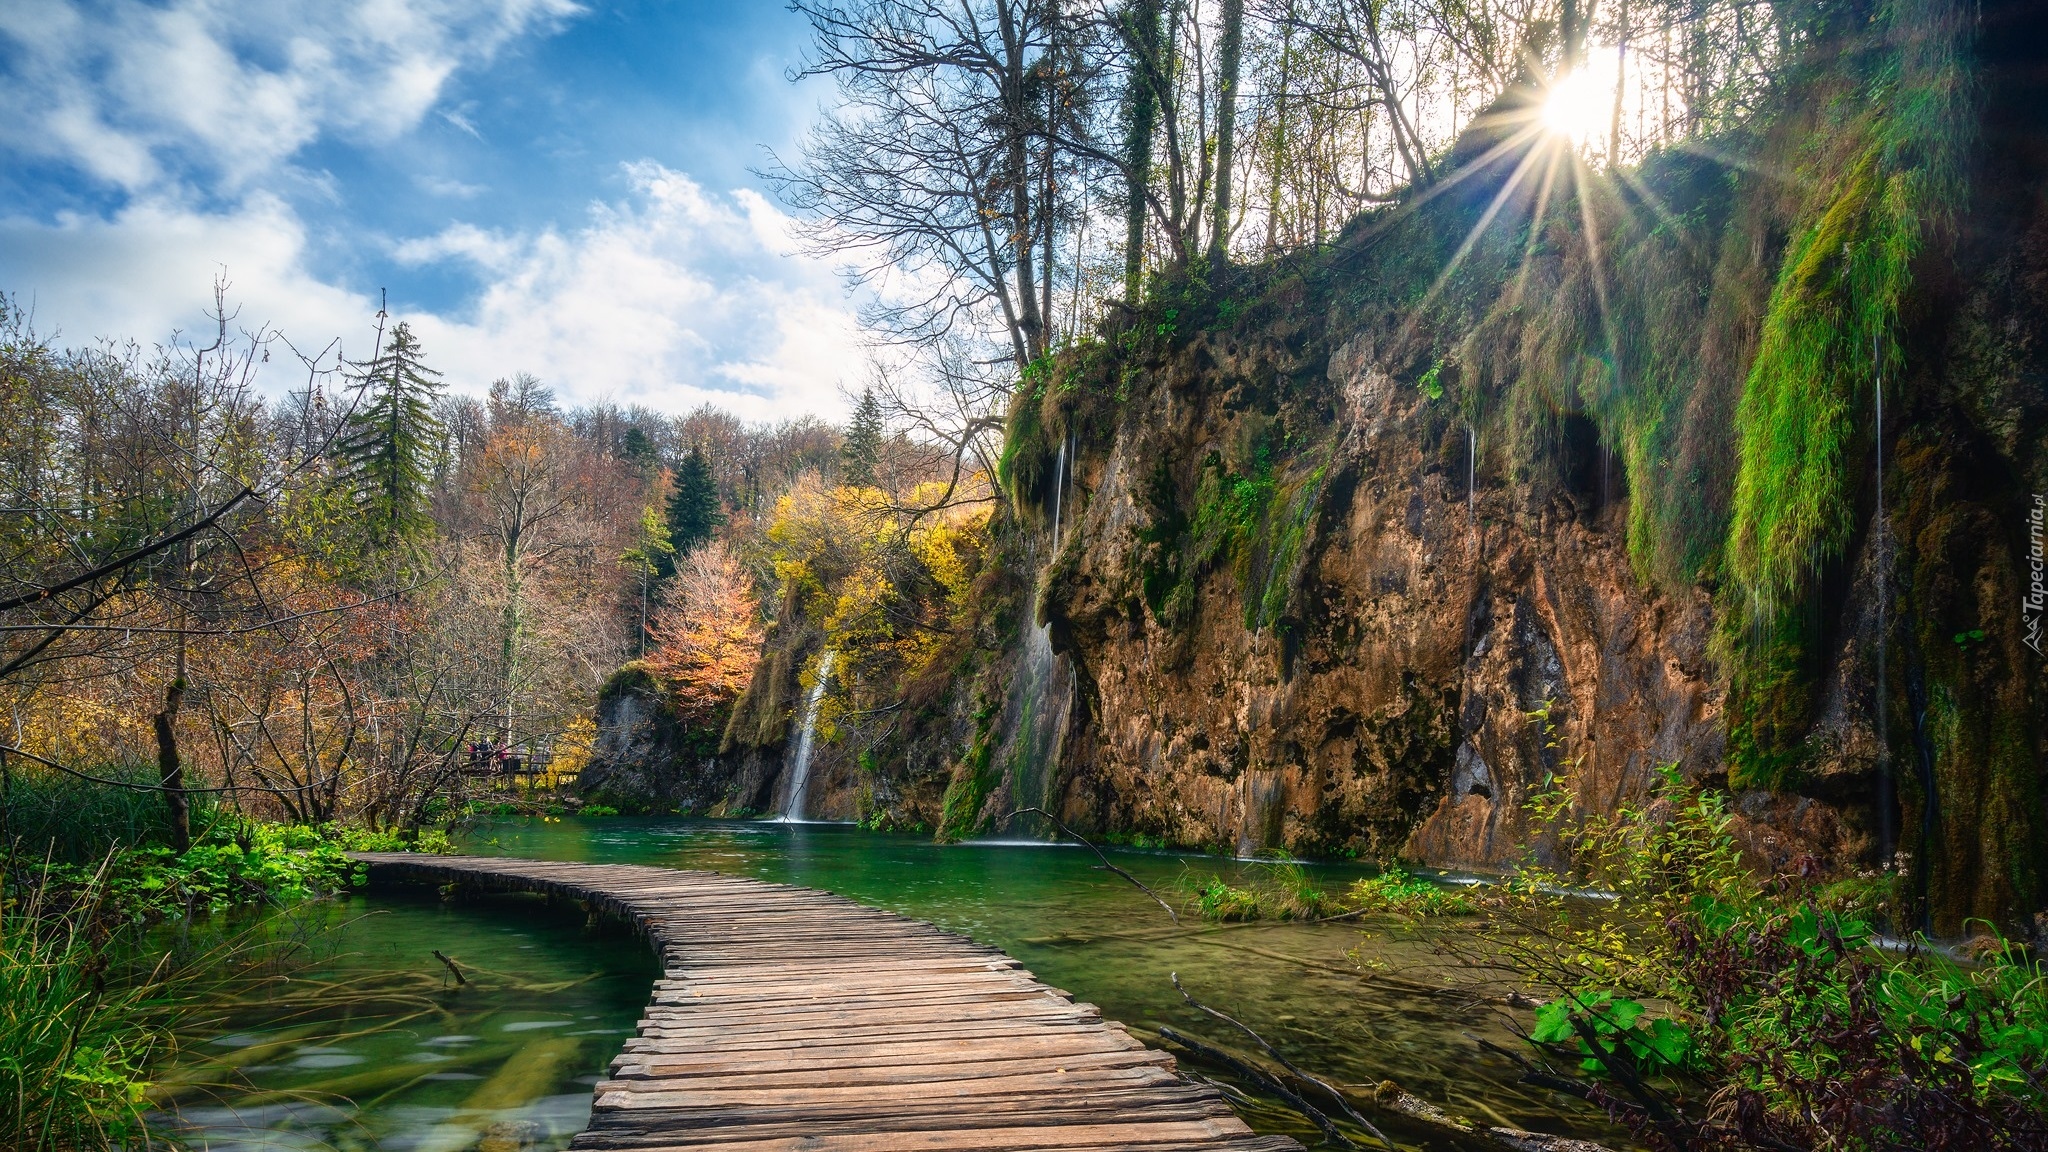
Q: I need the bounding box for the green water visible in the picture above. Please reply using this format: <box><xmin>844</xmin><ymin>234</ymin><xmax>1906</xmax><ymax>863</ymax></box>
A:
<box><xmin>155</xmin><ymin>891</ymin><xmax>657</xmax><ymax>1152</ymax></box>
<box><xmin>163</xmin><ymin>818</ymin><xmax>1631</xmax><ymax>1150</ymax></box>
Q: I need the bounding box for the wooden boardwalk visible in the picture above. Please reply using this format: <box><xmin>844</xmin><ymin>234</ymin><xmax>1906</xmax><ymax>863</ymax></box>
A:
<box><xmin>352</xmin><ymin>853</ymin><xmax>1301</xmax><ymax>1152</ymax></box>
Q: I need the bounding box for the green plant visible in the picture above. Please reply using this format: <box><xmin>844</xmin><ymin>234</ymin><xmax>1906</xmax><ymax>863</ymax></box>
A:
<box><xmin>1344</xmin><ymin>865</ymin><xmax>1476</xmax><ymax>917</ymax></box>
<box><xmin>580</xmin><ymin>804</ymin><xmax>619</xmax><ymax>817</ymax></box>
<box><xmin>1190</xmin><ymin>876</ymin><xmax>1264</xmax><ymax>922</ymax></box>
<box><xmin>1397</xmin><ymin>764</ymin><xmax>2048</xmax><ymax>1145</ymax></box>
<box><xmin>1</xmin><ymin>764</ymin><xmax>221</xmax><ymax>864</ymax></box>
<box><xmin>1</xmin><ymin>871</ymin><xmax>162</xmax><ymax>1150</ymax></box>
<box><xmin>1182</xmin><ymin>861</ymin><xmax>1331</xmax><ymax>922</ymax></box>
<box><xmin>1416</xmin><ymin>361</ymin><xmax>1444</xmax><ymax>401</ymax></box>
<box><xmin>1530</xmin><ymin>991</ymin><xmax>1696</xmax><ymax>1078</ymax></box>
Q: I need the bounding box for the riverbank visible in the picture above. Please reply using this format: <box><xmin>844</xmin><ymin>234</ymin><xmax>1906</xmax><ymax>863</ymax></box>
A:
<box><xmin>0</xmin><ymin>767</ymin><xmax>452</xmax><ymax>1148</ymax></box>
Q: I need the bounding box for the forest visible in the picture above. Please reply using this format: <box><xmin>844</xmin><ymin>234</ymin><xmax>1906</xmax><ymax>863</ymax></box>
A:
<box><xmin>4</xmin><ymin>0</ymin><xmax>2046</xmax><ymax>1148</ymax></box>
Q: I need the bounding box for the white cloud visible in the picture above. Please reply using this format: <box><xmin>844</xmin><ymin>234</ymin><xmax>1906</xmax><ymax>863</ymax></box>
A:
<box><xmin>0</xmin><ymin>195</ymin><xmax>375</xmax><ymax>359</ymax></box>
<box><xmin>0</xmin><ymin>168</ymin><xmax>863</xmax><ymax>419</ymax></box>
<box><xmin>400</xmin><ymin>164</ymin><xmax>862</xmax><ymax>419</ymax></box>
<box><xmin>415</xmin><ymin>174</ymin><xmax>488</xmax><ymax>198</ymax></box>
<box><xmin>0</xmin><ymin>1</ymin><xmax>865</xmax><ymax>420</ymax></box>
<box><xmin>0</xmin><ymin>0</ymin><xmax>581</xmax><ymax>194</ymax></box>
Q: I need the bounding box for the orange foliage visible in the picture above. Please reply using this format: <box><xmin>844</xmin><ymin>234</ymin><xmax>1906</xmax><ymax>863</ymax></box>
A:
<box><xmin>642</xmin><ymin>542</ymin><xmax>762</xmax><ymax>721</ymax></box>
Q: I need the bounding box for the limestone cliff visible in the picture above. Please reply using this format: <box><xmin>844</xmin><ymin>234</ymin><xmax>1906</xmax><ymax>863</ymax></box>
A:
<box><xmin>706</xmin><ymin>0</ymin><xmax>2046</xmax><ymax>932</ymax></box>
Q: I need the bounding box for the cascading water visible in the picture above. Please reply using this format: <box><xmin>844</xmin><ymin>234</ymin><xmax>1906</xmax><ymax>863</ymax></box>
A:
<box><xmin>1050</xmin><ymin>433</ymin><xmax>1069</xmax><ymax>553</ymax></box>
<box><xmin>779</xmin><ymin>650</ymin><xmax>836</xmax><ymax>822</ymax></box>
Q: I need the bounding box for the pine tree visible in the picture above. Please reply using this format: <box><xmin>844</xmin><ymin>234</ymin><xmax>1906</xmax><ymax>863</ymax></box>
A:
<box><xmin>841</xmin><ymin>388</ymin><xmax>883</xmax><ymax>489</ymax></box>
<box><xmin>663</xmin><ymin>445</ymin><xmax>723</xmax><ymax>568</ymax></box>
<box><xmin>336</xmin><ymin>320</ymin><xmax>445</xmax><ymax>546</ymax></box>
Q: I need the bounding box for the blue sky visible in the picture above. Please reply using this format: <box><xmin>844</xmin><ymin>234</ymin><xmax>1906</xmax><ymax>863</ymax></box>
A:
<box><xmin>0</xmin><ymin>0</ymin><xmax>864</xmax><ymax>419</ymax></box>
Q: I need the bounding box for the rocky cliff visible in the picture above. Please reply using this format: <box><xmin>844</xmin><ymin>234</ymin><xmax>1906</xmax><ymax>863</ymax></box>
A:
<box><xmin>695</xmin><ymin>0</ymin><xmax>2046</xmax><ymax>932</ymax></box>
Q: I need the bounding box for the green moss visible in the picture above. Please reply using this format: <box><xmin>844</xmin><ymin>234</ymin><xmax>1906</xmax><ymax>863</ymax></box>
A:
<box><xmin>936</xmin><ymin>703</ymin><xmax>999</xmax><ymax>842</ymax></box>
<box><xmin>1722</xmin><ymin>0</ymin><xmax>1966</xmax><ymax>780</ymax></box>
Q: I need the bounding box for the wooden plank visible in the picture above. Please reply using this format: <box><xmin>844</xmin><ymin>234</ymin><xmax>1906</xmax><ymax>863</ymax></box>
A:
<box><xmin>350</xmin><ymin>853</ymin><xmax>1300</xmax><ymax>1152</ymax></box>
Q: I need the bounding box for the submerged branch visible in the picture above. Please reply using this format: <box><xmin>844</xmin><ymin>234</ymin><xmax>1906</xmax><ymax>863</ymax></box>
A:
<box><xmin>1172</xmin><ymin>973</ymin><xmax>1398</xmax><ymax>1151</ymax></box>
<box><xmin>1008</xmin><ymin>806</ymin><xmax>1178</xmax><ymax>924</ymax></box>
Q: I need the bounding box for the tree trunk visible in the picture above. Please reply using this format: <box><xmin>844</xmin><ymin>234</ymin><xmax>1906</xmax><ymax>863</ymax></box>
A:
<box><xmin>1609</xmin><ymin>0</ymin><xmax>1630</xmax><ymax>167</ymax></box>
<box><xmin>1121</xmin><ymin>0</ymin><xmax>1165</xmax><ymax>300</ymax></box>
<box><xmin>1208</xmin><ymin>0</ymin><xmax>1246</xmax><ymax>271</ymax></box>
<box><xmin>155</xmin><ymin>676</ymin><xmax>190</xmax><ymax>852</ymax></box>
<box><xmin>1264</xmin><ymin>2</ymin><xmax>1295</xmax><ymax>254</ymax></box>
<box><xmin>996</xmin><ymin>1</ymin><xmax>1046</xmax><ymax>364</ymax></box>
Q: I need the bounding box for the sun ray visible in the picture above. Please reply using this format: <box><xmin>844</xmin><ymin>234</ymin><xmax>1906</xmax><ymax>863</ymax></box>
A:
<box><xmin>1392</xmin><ymin>129</ymin><xmax>1559</xmax><ymax>350</ymax></box>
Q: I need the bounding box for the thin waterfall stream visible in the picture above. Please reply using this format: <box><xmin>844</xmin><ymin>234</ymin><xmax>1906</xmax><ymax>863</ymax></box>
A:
<box><xmin>779</xmin><ymin>650</ymin><xmax>835</xmax><ymax>822</ymax></box>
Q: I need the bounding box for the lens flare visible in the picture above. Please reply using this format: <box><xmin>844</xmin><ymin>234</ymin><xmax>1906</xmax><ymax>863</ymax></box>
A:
<box><xmin>1541</xmin><ymin>67</ymin><xmax>1608</xmax><ymax>144</ymax></box>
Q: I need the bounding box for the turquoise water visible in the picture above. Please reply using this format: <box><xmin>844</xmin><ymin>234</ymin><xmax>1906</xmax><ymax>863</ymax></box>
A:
<box><xmin>160</xmin><ymin>818</ymin><xmax>1630</xmax><ymax>1150</ymax></box>
<box><xmin>155</xmin><ymin>891</ymin><xmax>657</xmax><ymax>1152</ymax></box>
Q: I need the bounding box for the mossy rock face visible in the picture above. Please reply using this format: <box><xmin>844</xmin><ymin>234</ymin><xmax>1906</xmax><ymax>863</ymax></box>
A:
<box><xmin>718</xmin><ymin>0</ymin><xmax>2048</xmax><ymax>929</ymax></box>
<box><xmin>1889</xmin><ymin>432</ymin><xmax>2046</xmax><ymax>934</ymax></box>
<box><xmin>580</xmin><ymin>663</ymin><xmax>732</xmax><ymax>815</ymax></box>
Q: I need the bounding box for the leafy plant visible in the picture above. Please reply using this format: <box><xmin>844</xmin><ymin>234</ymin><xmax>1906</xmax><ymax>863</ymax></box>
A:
<box><xmin>1345</xmin><ymin>865</ymin><xmax>1475</xmax><ymax>917</ymax></box>
<box><xmin>1401</xmin><ymin>764</ymin><xmax>2048</xmax><ymax>1147</ymax></box>
<box><xmin>1530</xmin><ymin>990</ymin><xmax>1696</xmax><ymax>1077</ymax></box>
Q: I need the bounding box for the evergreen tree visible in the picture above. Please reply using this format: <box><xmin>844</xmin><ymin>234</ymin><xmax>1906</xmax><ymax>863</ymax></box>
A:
<box><xmin>841</xmin><ymin>388</ymin><xmax>883</xmax><ymax>489</ymax></box>
<box><xmin>336</xmin><ymin>320</ymin><xmax>445</xmax><ymax>546</ymax></box>
<box><xmin>663</xmin><ymin>445</ymin><xmax>723</xmax><ymax>569</ymax></box>
<box><xmin>622</xmin><ymin>426</ymin><xmax>658</xmax><ymax>473</ymax></box>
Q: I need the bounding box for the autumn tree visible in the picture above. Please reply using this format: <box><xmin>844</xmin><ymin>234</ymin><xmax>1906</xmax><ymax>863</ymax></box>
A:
<box><xmin>642</xmin><ymin>541</ymin><xmax>763</xmax><ymax>722</ymax></box>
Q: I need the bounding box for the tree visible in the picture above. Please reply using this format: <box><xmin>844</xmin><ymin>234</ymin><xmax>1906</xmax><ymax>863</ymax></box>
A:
<box><xmin>1209</xmin><ymin>0</ymin><xmax>1248</xmax><ymax>270</ymax></box>
<box><xmin>841</xmin><ymin>389</ymin><xmax>884</xmax><ymax>489</ymax></box>
<box><xmin>769</xmin><ymin>0</ymin><xmax>1102</xmax><ymax>373</ymax></box>
<box><xmin>642</xmin><ymin>541</ymin><xmax>762</xmax><ymax>723</ymax></box>
<box><xmin>486</xmin><ymin>371</ymin><xmax>557</xmax><ymax>430</ymax></box>
<box><xmin>336</xmin><ymin>321</ymin><xmax>444</xmax><ymax>547</ymax></box>
<box><xmin>663</xmin><ymin>445</ymin><xmax>724</xmax><ymax>564</ymax></box>
<box><xmin>1120</xmin><ymin>0</ymin><xmax>1166</xmax><ymax>298</ymax></box>
<box><xmin>621</xmin><ymin>504</ymin><xmax>675</xmax><ymax>657</ymax></box>
<box><xmin>469</xmin><ymin>424</ymin><xmax>577</xmax><ymax>744</ymax></box>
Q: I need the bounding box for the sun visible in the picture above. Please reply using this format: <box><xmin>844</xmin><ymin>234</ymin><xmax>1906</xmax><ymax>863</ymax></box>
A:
<box><xmin>1541</xmin><ymin>66</ymin><xmax>1609</xmax><ymax>145</ymax></box>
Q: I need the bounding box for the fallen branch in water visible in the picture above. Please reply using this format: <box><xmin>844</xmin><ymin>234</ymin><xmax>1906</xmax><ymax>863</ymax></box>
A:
<box><xmin>1172</xmin><ymin>973</ymin><xmax>1398</xmax><ymax>1151</ymax></box>
<box><xmin>1371</xmin><ymin>1080</ymin><xmax>1617</xmax><ymax>1152</ymax></box>
<box><xmin>1157</xmin><ymin>1025</ymin><xmax>1359</xmax><ymax>1149</ymax></box>
<box><xmin>1008</xmin><ymin>806</ymin><xmax>1178</xmax><ymax>924</ymax></box>
<box><xmin>432</xmin><ymin>950</ymin><xmax>466</xmax><ymax>986</ymax></box>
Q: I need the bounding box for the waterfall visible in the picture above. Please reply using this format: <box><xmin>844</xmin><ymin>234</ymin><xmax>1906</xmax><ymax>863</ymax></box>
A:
<box><xmin>1050</xmin><ymin>433</ymin><xmax>1068</xmax><ymax>553</ymax></box>
<box><xmin>1005</xmin><ymin>618</ymin><xmax>1072</xmax><ymax>835</ymax></box>
<box><xmin>780</xmin><ymin>650</ymin><xmax>836</xmax><ymax>822</ymax></box>
<box><xmin>1467</xmin><ymin>427</ymin><xmax>1476</xmax><ymax>522</ymax></box>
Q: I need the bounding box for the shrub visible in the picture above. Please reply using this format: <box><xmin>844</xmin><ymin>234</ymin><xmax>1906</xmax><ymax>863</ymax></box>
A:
<box><xmin>1412</xmin><ymin>765</ymin><xmax>2048</xmax><ymax>1147</ymax></box>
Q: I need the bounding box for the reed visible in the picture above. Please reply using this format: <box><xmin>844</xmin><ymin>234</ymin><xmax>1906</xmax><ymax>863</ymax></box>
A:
<box><xmin>0</xmin><ymin>867</ymin><xmax>165</xmax><ymax>1151</ymax></box>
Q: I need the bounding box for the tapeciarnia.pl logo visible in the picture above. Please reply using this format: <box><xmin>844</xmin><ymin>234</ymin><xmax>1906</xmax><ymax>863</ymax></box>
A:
<box><xmin>2027</xmin><ymin>493</ymin><xmax>2045</xmax><ymax>656</ymax></box>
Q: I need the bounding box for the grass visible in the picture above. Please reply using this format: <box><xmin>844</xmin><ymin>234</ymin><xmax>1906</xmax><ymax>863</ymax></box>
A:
<box><xmin>1181</xmin><ymin>860</ymin><xmax>1332</xmax><ymax>922</ymax></box>
<box><xmin>1</xmin><ymin>763</ymin><xmax>220</xmax><ymax>864</ymax></box>
<box><xmin>1</xmin><ymin>870</ymin><xmax>164</xmax><ymax>1150</ymax></box>
<box><xmin>0</xmin><ymin>768</ymin><xmax>455</xmax><ymax>1149</ymax></box>
<box><xmin>1344</xmin><ymin>865</ymin><xmax>1477</xmax><ymax>917</ymax></box>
